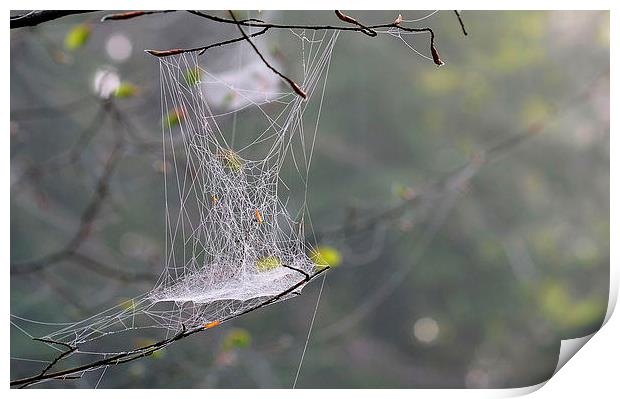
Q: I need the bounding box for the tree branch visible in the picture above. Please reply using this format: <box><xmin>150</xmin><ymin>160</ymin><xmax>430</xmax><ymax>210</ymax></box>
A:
<box><xmin>11</xmin><ymin>10</ymin><xmax>445</xmax><ymax>67</ymax></box>
<box><xmin>10</xmin><ymin>10</ymin><xmax>97</xmax><ymax>29</ymax></box>
<box><xmin>10</xmin><ymin>266</ymin><xmax>330</xmax><ymax>387</ymax></box>
<box><xmin>145</xmin><ymin>26</ymin><xmax>270</xmax><ymax>57</ymax></box>
<box><xmin>227</xmin><ymin>10</ymin><xmax>307</xmax><ymax>99</ymax></box>
<box><xmin>454</xmin><ymin>10</ymin><xmax>468</xmax><ymax>36</ymax></box>
<box><xmin>100</xmin><ymin>10</ymin><xmax>175</xmax><ymax>22</ymax></box>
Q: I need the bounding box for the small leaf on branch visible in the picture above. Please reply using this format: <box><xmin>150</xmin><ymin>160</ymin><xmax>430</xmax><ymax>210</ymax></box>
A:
<box><xmin>310</xmin><ymin>245</ymin><xmax>342</xmax><ymax>269</ymax></box>
<box><xmin>431</xmin><ymin>43</ymin><xmax>444</xmax><ymax>66</ymax></box>
<box><xmin>291</xmin><ymin>81</ymin><xmax>307</xmax><ymax>99</ymax></box>
<box><xmin>203</xmin><ymin>321</ymin><xmax>221</xmax><ymax>329</ymax></box>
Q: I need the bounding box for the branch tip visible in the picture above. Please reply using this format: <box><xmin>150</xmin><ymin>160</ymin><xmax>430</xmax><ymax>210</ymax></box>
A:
<box><xmin>145</xmin><ymin>48</ymin><xmax>184</xmax><ymax>57</ymax></box>
<box><xmin>291</xmin><ymin>82</ymin><xmax>308</xmax><ymax>99</ymax></box>
<box><xmin>431</xmin><ymin>44</ymin><xmax>444</xmax><ymax>66</ymax></box>
<box><xmin>334</xmin><ymin>10</ymin><xmax>376</xmax><ymax>37</ymax></box>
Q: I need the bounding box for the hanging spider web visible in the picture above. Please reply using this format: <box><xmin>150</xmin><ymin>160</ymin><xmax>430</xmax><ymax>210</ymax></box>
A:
<box><xmin>12</xmin><ymin>30</ymin><xmax>339</xmax><ymax>361</ymax></box>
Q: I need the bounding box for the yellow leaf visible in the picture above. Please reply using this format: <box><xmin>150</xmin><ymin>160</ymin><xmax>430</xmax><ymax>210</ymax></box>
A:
<box><xmin>219</xmin><ymin>149</ymin><xmax>243</xmax><ymax>173</ymax></box>
<box><xmin>310</xmin><ymin>245</ymin><xmax>342</xmax><ymax>268</ymax></box>
<box><xmin>257</xmin><ymin>256</ymin><xmax>281</xmax><ymax>272</ymax></box>
<box><xmin>64</xmin><ymin>24</ymin><xmax>91</xmax><ymax>50</ymax></box>
<box><xmin>114</xmin><ymin>82</ymin><xmax>139</xmax><ymax>98</ymax></box>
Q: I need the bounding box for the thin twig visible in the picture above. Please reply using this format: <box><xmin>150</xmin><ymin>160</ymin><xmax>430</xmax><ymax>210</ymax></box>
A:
<box><xmin>145</xmin><ymin>27</ymin><xmax>270</xmax><ymax>57</ymax></box>
<box><xmin>281</xmin><ymin>264</ymin><xmax>311</xmax><ymax>281</ymax></box>
<box><xmin>181</xmin><ymin>10</ymin><xmax>443</xmax><ymax>66</ymax></box>
<box><xmin>227</xmin><ymin>10</ymin><xmax>307</xmax><ymax>99</ymax></box>
<box><xmin>11</xmin><ymin>10</ymin><xmax>445</xmax><ymax>67</ymax></box>
<box><xmin>454</xmin><ymin>11</ymin><xmax>468</xmax><ymax>36</ymax></box>
<box><xmin>19</xmin><ymin>339</ymin><xmax>78</xmax><ymax>388</ymax></box>
<box><xmin>100</xmin><ymin>10</ymin><xmax>176</xmax><ymax>22</ymax></box>
<box><xmin>334</xmin><ymin>10</ymin><xmax>376</xmax><ymax>36</ymax></box>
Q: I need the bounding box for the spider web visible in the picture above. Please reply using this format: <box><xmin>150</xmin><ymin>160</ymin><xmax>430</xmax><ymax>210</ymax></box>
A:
<box><xmin>11</xmin><ymin>12</ymin><xmax>445</xmax><ymax>386</ymax></box>
<box><xmin>15</xmin><ymin>30</ymin><xmax>339</xmax><ymax>356</ymax></box>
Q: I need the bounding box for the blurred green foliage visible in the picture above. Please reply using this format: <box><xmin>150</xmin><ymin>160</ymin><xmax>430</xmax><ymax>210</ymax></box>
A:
<box><xmin>222</xmin><ymin>328</ymin><xmax>252</xmax><ymax>352</ymax></box>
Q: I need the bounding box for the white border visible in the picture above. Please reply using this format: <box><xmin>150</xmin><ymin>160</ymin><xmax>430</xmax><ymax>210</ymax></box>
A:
<box><xmin>5</xmin><ymin>2</ymin><xmax>616</xmax><ymax>396</ymax></box>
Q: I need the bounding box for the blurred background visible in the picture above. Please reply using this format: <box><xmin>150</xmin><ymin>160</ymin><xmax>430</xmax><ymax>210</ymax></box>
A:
<box><xmin>10</xmin><ymin>10</ymin><xmax>609</xmax><ymax>388</ymax></box>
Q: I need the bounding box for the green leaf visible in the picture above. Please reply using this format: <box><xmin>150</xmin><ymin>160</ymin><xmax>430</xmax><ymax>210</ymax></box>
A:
<box><xmin>114</xmin><ymin>82</ymin><xmax>139</xmax><ymax>98</ymax></box>
<box><xmin>163</xmin><ymin>109</ymin><xmax>183</xmax><ymax>128</ymax></box>
<box><xmin>256</xmin><ymin>256</ymin><xmax>281</xmax><ymax>272</ymax></box>
<box><xmin>220</xmin><ymin>149</ymin><xmax>243</xmax><ymax>173</ymax></box>
<box><xmin>64</xmin><ymin>24</ymin><xmax>91</xmax><ymax>50</ymax></box>
<box><xmin>222</xmin><ymin>328</ymin><xmax>251</xmax><ymax>351</ymax></box>
<box><xmin>310</xmin><ymin>245</ymin><xmax>342</xmax><ymax>269</ymax></box>
<box><xmin>184</xmin><ymin>67</ymin><xmax>201</xmax><ymax>86</ymax></box>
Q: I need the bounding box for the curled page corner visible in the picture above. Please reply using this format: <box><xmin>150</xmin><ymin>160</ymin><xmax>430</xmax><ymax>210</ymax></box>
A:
<box><xmin>503</xmin><ymin>278</ymin><xmax>617</xmax><ymax>396</ymax></box>
<box><xmin>549</xmin><ymin>281</ymin><xmax>618</xmax><ymax>378</ymax></box>
<box><xmin>553</xmin><ymin>333</ymin><xmax>596</xmax><ymax>375</ymax></box>
<box><xmin>499</xmin><ymin>332</ymin><xmax>598</xmax><ymax>397</ymax></box>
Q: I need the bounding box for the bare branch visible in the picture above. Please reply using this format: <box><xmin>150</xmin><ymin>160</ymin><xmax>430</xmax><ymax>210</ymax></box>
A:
<box><xmin>11</xmin><ymin>10</ymin><xmax>445</xmax><ymax>67</ymax></box>
<box><xmin>145</xmin><ymin>26</ymin><xmax>270</xmax><ymax>57</ymax></box>
<box><xmin>11</xmin><ymin>11</ymin><xmax>97</xmax><ymax>29</ymax></box>
<box><xmin>227</xmin><ymin>10</ymin><xmax>307</xmax><ymax>99</ymax></box>
<box><xmin>186</xmin><ymin>10</ymin><xmax>443</xmax><ymax>66</ymax></box>
<box><xmin>454</xmin><ymin>10</ymin><xmax>468</xmax><ymax>36</ymax></box>
<box><xmin>10</xmin><ymin>266</ymin><xmax>330</xmax><ymax>387</ymax></box>
<box><xmin>100</xmin><ymin>10</ymin><xmax>175</xmax><ymax>22</ymax></box>
<box><xmin>334</xmin><ymin>10</ymin><xmax>376</xmax><ymax>36</ymax></box>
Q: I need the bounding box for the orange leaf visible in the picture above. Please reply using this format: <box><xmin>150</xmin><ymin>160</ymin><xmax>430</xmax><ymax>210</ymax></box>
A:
<box><xmin>203</xmin><ymin>321</ymin><xmax>221</xmax><ymax>329</ymax></box>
